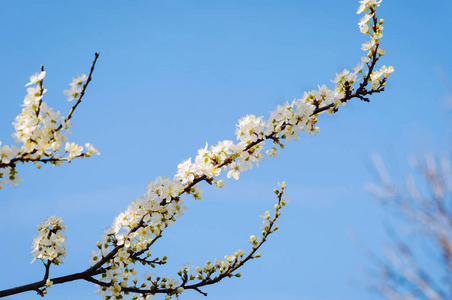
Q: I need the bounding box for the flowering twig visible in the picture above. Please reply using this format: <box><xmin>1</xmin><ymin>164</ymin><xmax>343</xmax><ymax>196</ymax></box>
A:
<box><xmin>0</xmin><ymin>0</ymin><xmax>393</xmax><ymax>299</ymax></box>
<box><xmin>0</xmin><ymin>53</ymin><xmax>100</xmax><ymax>189</ymax></box>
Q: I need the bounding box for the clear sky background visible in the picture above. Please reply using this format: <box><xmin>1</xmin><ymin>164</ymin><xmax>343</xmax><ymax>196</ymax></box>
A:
<box><xmin>1</xmin><ymin>0</ymin><xmax>451</xmax><ymax>299</ymax></box>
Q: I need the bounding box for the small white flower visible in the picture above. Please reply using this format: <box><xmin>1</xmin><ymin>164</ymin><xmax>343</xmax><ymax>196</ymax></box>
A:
<box><xmin>45</xmin><ymin>279</ymin><xmax>53</xmax><ymax>288</ymax></box>
<box><xmin>215</xmin><ymin>179</ymin><xmax>225</xmax><ymax>188</ymax></box>
<box><xmin>226</xmin><ymin>162</ymin><xmax>241</xmax><ymax>180</ymax></box>
<box><xmin>65</xmin><ymin>142</ymin><xmax>83</xmax><ymax>158</ymax></box>
<box><xmin>249</xmin><ymin>235</ymin><xmax>258</xmax><ymax>244</ymax></box>
<box><xmin>72</xmin><ymin>74</ymin><xmax>88</xmax><ymax>86</ymax></box>
<box><xmin>63</xmin><ymin>85</ymin><xmax>82</xmax><ymax>102</ymax></box>
<box><xmin>361</xmin><ymin>40</ymin><xmax>374</xmax><ymax>51</ymax></box>
<box><xmin>178</xmin><ymin>263</ymin><xmax>193</xmax><ymax>272</ymax></box>
<box><xmin>85</xmin><ymin>143</ymin><xmax>100</xmax><ymax>156</ymax></box>
<box><xmin>260</xmin><ymin>210</ymin><xmax>271</xmax><ymax>220</ymax></box>
<box><xmin>224</xmin><ymin>255</ymin><xmax>236</xmax><ymax>262</ymax></box>
<box><xmin>90</xmin><ymin>250</ymin><xmax>101</xmax><ymax>265</ymax></box>
<box><xmin>381</xmin><ymin>65</ymin><xmax>394</xmax><ymax>75</ymax></box>
<box><xmin>358</xmin><ymin>13</ymin><xmax>373</xmax><ymax>30</ymax></box>
<box><xmin>25</xmin><ymin>71</ymin><xmax>46</xmax><ymax>87</ymax></box>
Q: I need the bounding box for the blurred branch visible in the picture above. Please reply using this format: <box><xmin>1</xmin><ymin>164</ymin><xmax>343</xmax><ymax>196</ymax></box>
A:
<box><xmin>367</xmin><ymin>154</ymin><xmax>452</xmax><ymax>299</ymax></box>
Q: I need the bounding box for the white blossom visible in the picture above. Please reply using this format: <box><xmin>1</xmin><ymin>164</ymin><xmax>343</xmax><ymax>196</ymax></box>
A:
<box><xmin>31</xmin><ymin>216</ymin><xmax>67</xmax><ymax>265</ymax></box>
<box><xmin>25</xmin><ymin>71</ymin><xmax>46</xmax><ymax>87</ymax></box>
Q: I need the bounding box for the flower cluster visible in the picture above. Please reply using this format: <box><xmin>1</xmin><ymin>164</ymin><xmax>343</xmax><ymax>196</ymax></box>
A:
<box><xmin>90</xmin><ymin>194</ymin><xmax>188</xmax><ymax>299</ymax></box>
<box><xmin>92</xmin><ymin>184</ymin><xmax>288</xmax><ymax>300</ymax></box>
<box><xmin>356</xmin><ymin>0</ymin><xmax>394</xmax><ymax>88</ymax></box>
<box><xmin>171</xmin><ymin>100</ymin><xmax>317</xmax><ymax>185</ymax></box>
<box><xmin>0</xmin><ymin>54</ymin><xmax>100</xmax><ymax>189</ymax></box>
<box><xmin>31</xmin><ymin>216</ymin><xmax>67</xmax><ymax>265</ymax></box>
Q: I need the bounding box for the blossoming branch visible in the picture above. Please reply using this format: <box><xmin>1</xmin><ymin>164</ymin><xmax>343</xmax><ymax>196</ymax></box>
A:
<box><xmin>0</xmin><ymin>1</ymin><xmax>393</xmax><ymax>299</ymax></box>
<box><xmin>0</xmin><ymin>53</ymin><xmax>100</xmax><ymax>189</ymax></box>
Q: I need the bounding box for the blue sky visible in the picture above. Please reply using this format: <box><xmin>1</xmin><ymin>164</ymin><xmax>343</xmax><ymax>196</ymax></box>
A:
<box><xmin>1</xmin><ymin>0</ymin><xmax>451</xmax><ymax>299</ymax></box>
